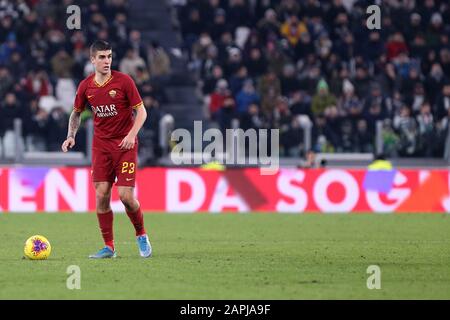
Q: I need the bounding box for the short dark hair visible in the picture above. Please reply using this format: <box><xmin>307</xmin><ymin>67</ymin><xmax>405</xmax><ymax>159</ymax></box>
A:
<box><xmin>90</xmin><ymin>40</ymin><xmax>112</xmax><ymax>57</ymax></box>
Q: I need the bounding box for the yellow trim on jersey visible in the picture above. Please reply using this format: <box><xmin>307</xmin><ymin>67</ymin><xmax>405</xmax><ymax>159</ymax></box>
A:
<box><xmin>132</xmin><ymin>101</ymin><xmax>144</xmax><ymax>109</ymax></box>
<box><xmin>73</xmin><ymin>106</ymin><xmax>83</xmax><ymax>112</ymax></box>
<box><xmin>93</xmin><ymin>74</ymin><xmax>114</xmax><ymax>87</ymax></box>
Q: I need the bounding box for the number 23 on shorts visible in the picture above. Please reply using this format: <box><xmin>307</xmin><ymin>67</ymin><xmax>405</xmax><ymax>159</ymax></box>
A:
<box><xmin>121</xmin><ymin>162</ymin><xmax>135</xmax><ymax>174</ymax></box>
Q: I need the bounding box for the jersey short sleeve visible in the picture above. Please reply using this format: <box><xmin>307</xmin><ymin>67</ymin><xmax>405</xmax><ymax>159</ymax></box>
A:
<box><xmin>73</xmin><ymin>79</ymin><xmax>88</xmax><ymax>112</ymax></box>
<box><xmin>124</xmin><ymin>75</ymin><xmax>143</xmax><ymax>109</ymax></box>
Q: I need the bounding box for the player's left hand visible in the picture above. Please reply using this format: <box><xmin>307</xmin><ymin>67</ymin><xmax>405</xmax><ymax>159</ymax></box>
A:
<box><xmin>119</xmin><ymin>134</ymin><xmax>135</xmax><ymax>150</ymax></box>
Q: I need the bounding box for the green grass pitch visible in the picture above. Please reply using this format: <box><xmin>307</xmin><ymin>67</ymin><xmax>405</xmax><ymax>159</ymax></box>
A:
<box><xmin>0</xmin><ymin>213</ymin><xmax>449</xmax><ymax>299</ymax></box>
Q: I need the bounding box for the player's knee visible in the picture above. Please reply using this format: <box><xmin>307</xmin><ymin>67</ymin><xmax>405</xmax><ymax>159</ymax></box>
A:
<box><xmin>119</xmin><ymin>193</ymin><xmax>133</xmax><ymax>206</ymax></box>
<box><xmin>96</xmin><ymin>190</ymin><xmax>110</xmax><ymax>200</ymax></box>
<box><xmin>96</xmin><ymin>189</ymin><xmax>111</xmax><ymax>206</ymax></box>
<box><xmin>118</xmin><ymin>190</ymin><xmax>134</xmax><ymax>206</ymax></box>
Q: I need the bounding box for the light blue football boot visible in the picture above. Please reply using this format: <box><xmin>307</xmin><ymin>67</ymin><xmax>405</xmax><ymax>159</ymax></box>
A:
<box><xmin>89</xmin><ymin>246</ymin><xmax>117</xmax><ymax>259</ymax></box>
<box><xmin>137</xmin><ymin>234</ymin><xmax>152</xmax><ymax>258</ymax></box>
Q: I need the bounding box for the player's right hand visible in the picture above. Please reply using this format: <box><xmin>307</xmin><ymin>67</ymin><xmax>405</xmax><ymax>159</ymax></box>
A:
<box><xmin>61</xmin><ymin>137</ymin><xmax>75</xmax><ymax>152</ymax></box>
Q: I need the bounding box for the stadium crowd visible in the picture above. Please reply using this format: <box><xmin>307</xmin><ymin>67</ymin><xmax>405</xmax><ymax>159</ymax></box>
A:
<box><xmin>175</xmin><ymin>0</ymin><xmax>450</xmax><ymax>158</ymax></box>
<box><xmin>0</xmin><ymin>0</ymin><xmax>169</xmax><ymax>162</ymax></box>
<box><xmin>2</xmin><ymin>0</ymin><xmax>450</xmax><ymax>161</ymax></box>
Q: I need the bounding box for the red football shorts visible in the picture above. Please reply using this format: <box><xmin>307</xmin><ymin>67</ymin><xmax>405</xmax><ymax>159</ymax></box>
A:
<box><xmin>92</xmin><ymin>147</ymin><xmax>138</xmax><ymax>187</ymax></box>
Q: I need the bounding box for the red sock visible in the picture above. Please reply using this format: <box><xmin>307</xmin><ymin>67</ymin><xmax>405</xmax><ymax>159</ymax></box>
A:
<box><xmin>97</xmin><ymin>210</ymin><xmax>114</xmax><ymax>250</ymax></box>
<box><xmin>126</xmin><ymin>206</ymin><xmax>146</xmax><ymax>236</ymax></box>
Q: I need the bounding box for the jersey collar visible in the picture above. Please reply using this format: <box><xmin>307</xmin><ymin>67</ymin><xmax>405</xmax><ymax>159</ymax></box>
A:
<box><xmin>93</xmin><ymin>73</ymin><xmax>113</xmax><ymax>87</ymax></box>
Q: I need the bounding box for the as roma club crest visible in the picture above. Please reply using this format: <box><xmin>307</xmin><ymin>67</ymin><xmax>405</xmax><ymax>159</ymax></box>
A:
<box><xmin>109</xmin><ymin>90</ymin><xmax>117</xmax><ymax>98</ymax></box>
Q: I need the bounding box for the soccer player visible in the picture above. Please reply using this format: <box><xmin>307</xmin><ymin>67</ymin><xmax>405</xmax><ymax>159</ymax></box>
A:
<box><xmin>61</xmin><ymin>40</ymin><xmax>152</xmax><ymax>259</ymax></box>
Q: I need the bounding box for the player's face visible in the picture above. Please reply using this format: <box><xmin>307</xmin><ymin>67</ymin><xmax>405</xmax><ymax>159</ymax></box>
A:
<box><xmin>91</xmin><ymin>50</ymin><xmax>112</xmax><ymax>75</ymax></box>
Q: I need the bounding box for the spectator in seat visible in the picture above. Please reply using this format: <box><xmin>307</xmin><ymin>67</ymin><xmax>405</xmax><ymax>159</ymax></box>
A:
<box><xmin>209</xmin><ymin>79</ymin><xmax>231</xmax><ymax>121</ymax></box>
<box><xmin>0</xmin><ymin>92</ymin><xmax>24</xmax><ymax>158</ymax></box>
<box><xmin>200</xmin><ymin>44</ymin><xmax>219</xmax><ymax>80</ymax></box>
<box><xmin>227</xmin><ymin>0</ymin><xmax>251</xmax><ymax>32</ymax></box>
<box><xmin>209</xmin><ymin>8</ymin><xmax>228</xmax><ymax>42</ymax></box>
<box><xmin>128</xmin><ymin>30</ymin><xmax>148</xmax><ymax>63</ymax></box>
<box><xmin>0</xmin><ymin>65</ymin><xmax>14</xmax><ymax>98</ymax></box>
<box><xmin>354</xmin><ymin>119</ymin><xmax>374</xmax><ymax>153</ymax></box>
<box><xmin>0</xmin><ymin>91</ymin><xmax>22</xmax><ymax>132</ymax></box>
<box><xmin>23</xmin><ymin>99</ymin><xmax>48</xmax><ymax>152</ymax></box>
<box><xmin>239</xmin><ymin>103</ymin><xmax>266</xmax><ymax>157</ymax></box>
<box><xmin>440</xmin><ymin>48</ymin><xmax>450</xmax><ymax>77</ymax></box>
<box><xmin>265</xmin><ymin>40</ymin><xmax>289</xmax><ymax>76</ymax></box>
<box><xmin>9</xmin><ymin>51</ymin><xmax>26</xmax><ymax>79</ymax></box>
<box><xmin>257</xmin><ymin>8</ymin><xmax>281</xmax><ymax>43</ymax></box>
<box><xmin>134</xmin><ymin>66</ymin><xmax>150</xmax><ymax>87</ymax></box>
<box><xmin>22</xmin><ymin>69</ymin><xmax>52</xmax><ymax>98</ymax></box>
<box><xmin>434</xmin><ymin>82</ymin><xmax>450</xmax><ymax>121</ymax></box>
<box><xmin>426</xmin><ymin>12</ymin><xmax>444</xmax><ymax>48</ymax></box>
<box><xmin>381</xmin><ymin>119</ymin><xmax>400</xmax><ymax>158</ymax></box>
<box><xmin>46</xmin><ymin>106</ymin><xmax>69</xmax><ymax>151</ymax></box>
<box><xmin>416</xmin><ymin>102</ymin><xmax>436</xmax><ymax>157</ymax></box>
<box><xmin>393</xmin><ymin>105</ymin><xmax>418</xmax><ymax>156</ymax></box>
<box><xmin>400</xmin><ymin>67</ymin><xmax>423</xmax><ymax>99</ymax></box>
<box><xmin>147</xmin><ymin>41</ymin><xmax>171</xmax><ymax>80</ymax></box>
<box><xmin>290</xmin><ymin>90</ymin><xmax>313</xmax><ymax>121</ymax></box>
<box><xmin>324</xmin><ymin>105</ymin><xmax>342</xmax><ymax>150</ymax></box>
<box><xmin>240</xmin><ymin>103</ymin><xmax>266</xmax><ymax>132</ymax></box>
<box><xmin>280</xmin><ymin>15</ymin><xmax>307</xmax><ymax>47</ymax></box>
<box><xmin>425</xmin><ymin>63</ymin><xmax>447</xmax><ymax>106</ymax></box>
<box><xmin>353</xmin><ymin>66</ymin><xmax>371</xmax><ymax>98</ymax></box>
<box><xmin>140</xmin><ymin>95</ymin><xmax>162</xmax><ymax>163</ymax></box>
<box><xmin>228</xmin><ymin>64</ymin><xmax>249</xmax><ymax>96</ymax></box>
<box><xmin>311</xmin><ymin>79</ymin><xmax>336</xmax><ymax>116</ymax></box>
<box><xmin>0</xmin><ymin>32</ymin><xmax>21</xmax><ymax>65</ymax></box>
<box><xmin>119</xmin><ymin>47</ymin><xmax>147</xmax><ymax>80</ymax></box>
<box><xmin>280</xmin><ymin>63</ymin><xmax>300</xmax><ymax>97</ymax></box>
<box><xmin>338</xmin><ymin>79</ymin><xmax>362</xmax><ymax>128</ymax></box>
<box><xmin>258</xmin><ymin>69</ymin><xmax>281</xmax><ymax>121</ymax></box>
<box><xmin>225</xmin><ymin>47</ymin><xmax>244</xmax><ymax>83</ymax></box>
<box><xmin>244</xmin><ymin>47</ymin><xmax>267</xmax><ymax>79</ymax></box>
<box><xmin>273</xmin><ymin>96</ymin><xmax>292</xmax><ymax>131</ymax></box>
<box><xmin>312</xmin><ymin>113</ymin><xmax>336</xmax><ymax>153</ymax></box>
<box><xmin>364</xmin><ymin>31</ymin><xmax>384</xmax><ymax>62</ymax></box>
<box><xmin>364</xmin><ymin>102</ymin><xmax>386</xmax><ymax>136</ymax></box>
<box><xmin>282</xmin><ymin>116</ymin><xmax>304</xmax><ymax>157</ymax></box>
<box><xmin>217</xmin><ymin>96</ymin><xmax>236</xmax><ymax>135</ymax></box>
<box><xmin>436</xmin><ymin>107</ymin><xmax>450</xmax><ymax>157</ymax></box>
<box><xmin>406</xmin><ymin>82</ymin><xmax>426</xmax><ymax>115</ymax></box>
<box><xmin>277</xmin><ymin>0</ymin><xmax>301</xmax><ymax>21</ymax></box>
<box><xmin>410</xmin><ymin>33</ymin><xmax>428</xmax><ymax>60</ymax></box>
<box><xmin>51</xmin><ymin>48</ymin><xmax>75</xmax><ymax>78</ymax></box>
<box><xmin>377</xmin><ymin>63</ymin><xmax>400</xmax><ymax>98</ymax></box>
<box><xmin>386</xmin><ymin>32</ymin><xmax>408</xmax><ymax>61</ymax></box>
<box><xmin>338</xmin><ymin>119</ymin><xmax>354</xmax><ymax>152</ymax></box>
<box><xmin>202</xmin><ymin>64</ymin><xmax>223</xmax><ymax>95</ymax></box>
<box><xmin>236</xmin><ymin>79</ymin><xmax>260</xmax><ymax>116</ymax></box>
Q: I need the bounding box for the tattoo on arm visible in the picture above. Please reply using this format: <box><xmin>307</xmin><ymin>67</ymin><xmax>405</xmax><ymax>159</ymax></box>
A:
<box><xmin>67</xmin><ymin>111</ymin><xmax>81</xmax><ymax>139</ymax></box>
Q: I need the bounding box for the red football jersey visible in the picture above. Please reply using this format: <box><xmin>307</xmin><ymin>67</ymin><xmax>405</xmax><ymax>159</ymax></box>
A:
<box><xmin>73</xmin><ymin>70</ymin><xmax>143</xmax><ymax>152</ymax></box>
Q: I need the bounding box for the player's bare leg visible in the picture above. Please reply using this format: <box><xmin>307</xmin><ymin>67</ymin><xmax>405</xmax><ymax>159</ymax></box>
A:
<box><xmin>118</xmin><ymin>186</ymin><xmax>152</xmax><ymax>258</ymax></box>
<box><xmin>89</xmin><ymin>182</ymin><xmax>116</xmax><ymax>258</ymax></box>
<box><xmin>96</xmin><ymin>182</ymin><xmax>112</xmax><ymax>213</ymax></box>
<box><xmin>118</xmin><ymin>186</ymin><xmax>139</xmax><ymax>212</ymax></box>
